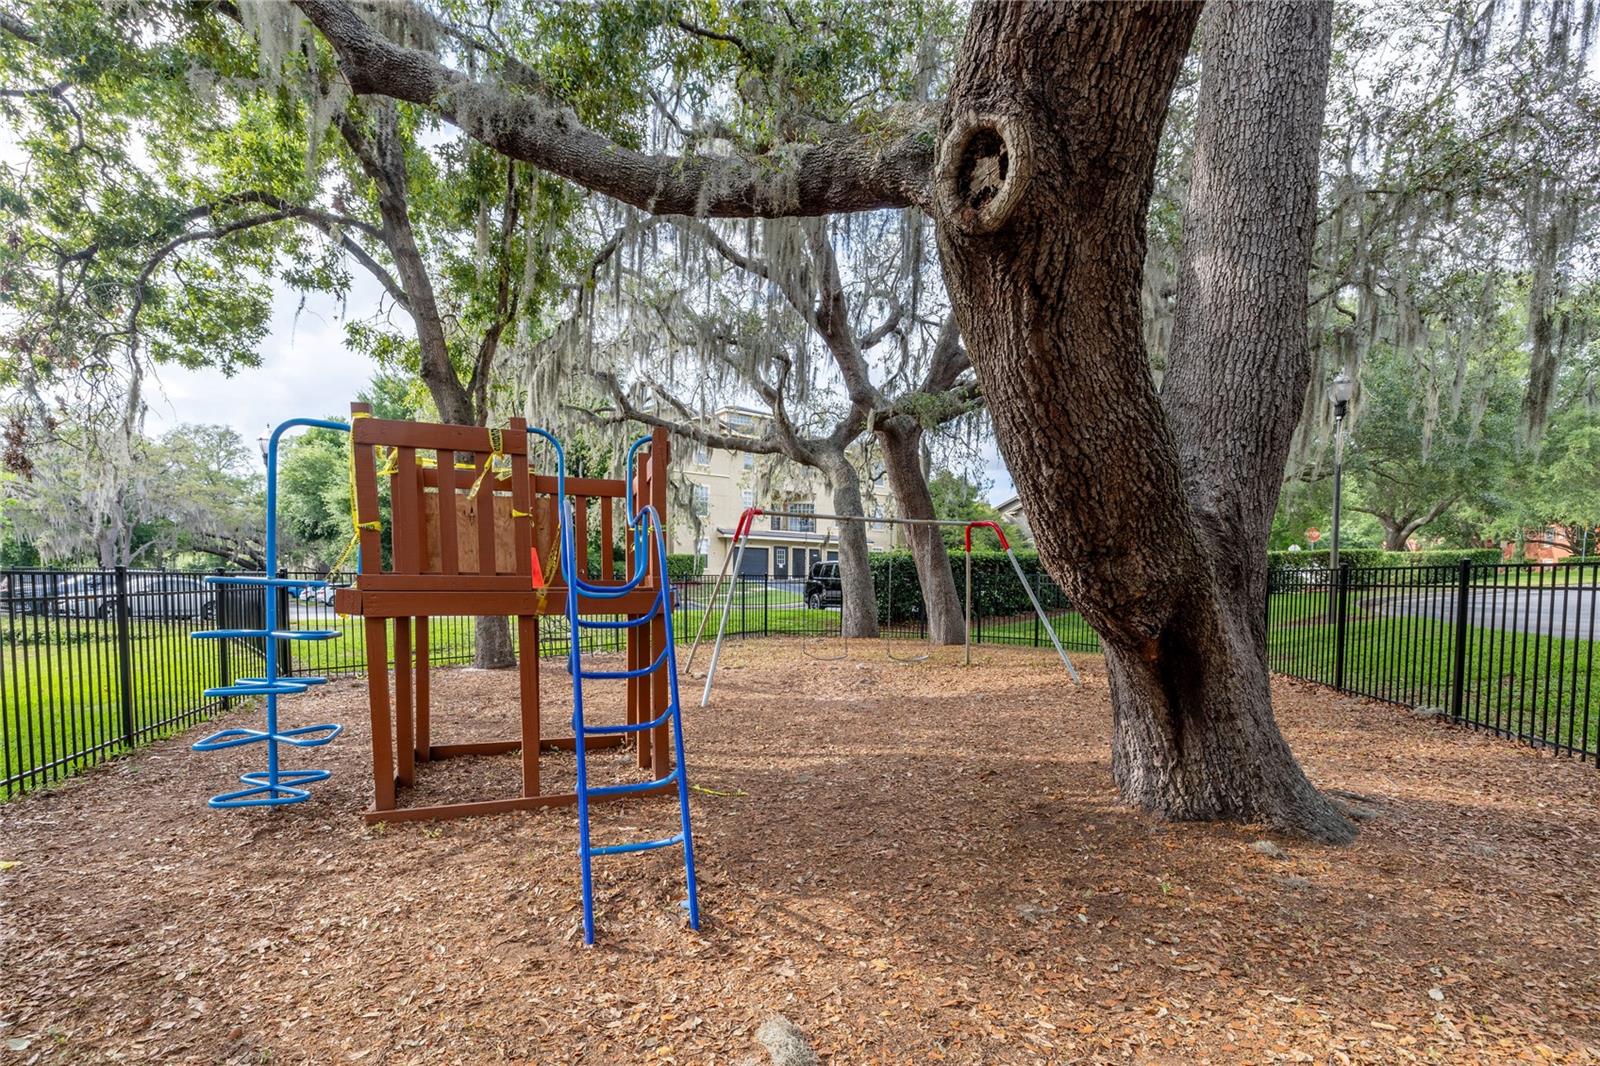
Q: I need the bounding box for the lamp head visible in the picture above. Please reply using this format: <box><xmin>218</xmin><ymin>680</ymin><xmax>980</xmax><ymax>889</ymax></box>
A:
<box><xmin>1329</xmin><ymin>371</ymin><xmax>1354</xmax><ymax>419</ymax></box>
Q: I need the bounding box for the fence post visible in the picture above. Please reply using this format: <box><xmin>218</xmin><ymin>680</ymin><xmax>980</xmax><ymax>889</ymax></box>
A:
<box><xmin>1032</xmin><ymin>574</ymin><xmax>1041</xmax><ymax>648</ymax></box>
<box><xmin>275</xmin><ymin>567</ymin><xmax>293</xmax><ymax>678</ymax></box>
<box><xmin>1333</xmin><ymin>562</ymin><xmax>1350</xmax><ymax>692</ymax></box>
<box><xmin>1450</xmin><ymin>558</ymin><xmax>1472</xmax><ymax>723</ymax></box>
<box><xmin>763</xmin><ymin>575</ymin><xmax>769</xmax><ymax>636</ymax></box>
<box><xmin>215</xmin><ymin>582</ymin><xmax>231</xmax><ymax>711</ymax></box>
<box><xmin>113</xmin><ymin>565</ymin><xmax>136</xmax><ymax>748</ymax></box>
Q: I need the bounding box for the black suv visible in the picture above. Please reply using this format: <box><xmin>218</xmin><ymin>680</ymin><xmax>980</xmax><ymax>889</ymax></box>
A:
<box><xmin>804</xmin><ymin>561</ymin><xmax>842</xmax><ymax>609</ymax></box>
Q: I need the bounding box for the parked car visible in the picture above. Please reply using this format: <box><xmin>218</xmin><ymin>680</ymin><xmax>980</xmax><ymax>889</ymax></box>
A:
<box><xmin>53</xmin><ymin>573</ymin><xmax>114</xmax><ymax>616</ymax></box>
<box><xmin>1</xmin><ymin>571</ymin><xmax>82</xmax><ymax>615</ymax></box>
<box><xmin>804</xmin><ymin>561</ymin><xmax>843</xmax><ymax>609</ymax></box>
<box><xmin>298</xmin><ymin>582</ymin><xmax>342</xmax><ymax>607</ymax></box>
<box><xmin>61</xmin><ymin>574</ymin><xmax>218</xmax><ymax>621</ymax></box>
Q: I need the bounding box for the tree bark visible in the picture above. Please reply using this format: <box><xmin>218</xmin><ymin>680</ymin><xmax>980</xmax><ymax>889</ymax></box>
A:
<box><xmin>878</xmin><ymin>417</ymin><xmax>965</xmax><ymax>644</ymax></box>
<box><xmin>819</xmin><ymin>450</ymin><xmax>880</xmax><ymax>639</ymax></box>
<box><xmin>936</xmin><ymin>2</ymin><xmax>1353</xmax><ymax>841</ymax></box>
<box><xmin>339</xmin><ymin>104</ymin><xmax>515</xmax><ymax>667</ymax></box>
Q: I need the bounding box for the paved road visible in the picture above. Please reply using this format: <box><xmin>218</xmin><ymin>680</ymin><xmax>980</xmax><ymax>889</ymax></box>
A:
<box><xmin>1373</xmin><ymin>585</ymin><xmax>1600</xmax><ymax>641</ymax></box>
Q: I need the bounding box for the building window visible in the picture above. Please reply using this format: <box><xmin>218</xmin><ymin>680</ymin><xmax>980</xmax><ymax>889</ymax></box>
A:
<box><xmin>743</xmin><ymin>451</ymin><xmax>754</xmax><ymax>469</ymax></box>
<box><xmin>790</xmin><ymin>501</ymin><xmax>816</xmax><ymax>533</ymax></box>
<box><xmin>870</xmin><ymin>505</ymin><xmax>885</xmax><ymax>530</ymax></box>
<box><xmin>692</xmin><ymin>483</ymin><xmax>709</xmax><ymax>516</ymax></box>
<box><xmin>694</xmin><ymin>441</ymin><xmax>710</xmax><ymax>466</ymax></box>
<box><xmin>740</xmin><ymin>489</ymin><xmax>755</xmax><ymax>508</ymax></box>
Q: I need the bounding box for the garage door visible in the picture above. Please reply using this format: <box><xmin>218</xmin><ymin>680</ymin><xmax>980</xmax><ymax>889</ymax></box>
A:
<box><xmin>737</xmin><ymin>546</ymin><xmax>769</xmax><ymax>577</ymax></box>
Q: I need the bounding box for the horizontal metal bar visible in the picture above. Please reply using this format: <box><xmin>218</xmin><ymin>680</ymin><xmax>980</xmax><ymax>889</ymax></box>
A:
<box><xmin>233</xmin><ymin>675</ymin><xmax>329</xmax><ymax>687</ymax></box>
<box><xmin>738</xmin><ymin>510</ymin><xmax>980</xmax><ymax>529</ymax></box>
<box><xmin>584</xmin><ymin>768</ymin><xmax>679</xmax><ymax>798</ymax></box>
<box><xmin>577</xmin><ymin>645</ymin><xmax>670</xmax><ymax>680</ymax></box>
<box><xmin>581</xmin><ymin>705</ymin><xmax>676</xmax><ymax>735</ymax></box>
<box><xmin>203</xmin><ymin>682</ymin><xmax>312</xmax><ymax>698</ymax></box>
<box><xmin>204</xmin><ymin>575</ymin><xmax>327</xmax><ymax>588</ymax></box>
<box><xmin>588</xmin><ymin>832</ymin><xmax>684</xmax><ymax>857</ymax></box>
<box><xmin>189</xmin><ymin>628</ymin><xmax>342</xmax><ymax>641</ymax></box>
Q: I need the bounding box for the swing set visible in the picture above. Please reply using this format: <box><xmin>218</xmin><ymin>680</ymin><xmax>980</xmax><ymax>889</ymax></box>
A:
<box><xmin>687</xmin><ymin>507</ymin><xmax>1081</xmax><ymax>706</ymax></box>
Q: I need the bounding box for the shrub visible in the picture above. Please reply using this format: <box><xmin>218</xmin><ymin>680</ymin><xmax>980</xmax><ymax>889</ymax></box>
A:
<box><xmin>869</xmin><ymin>549</ymin><xmax>1061</xmax><ymax>625</ymax></box>
<box><xmin>665</xmin><ymin>553</ymin><xmax>705</xmax><ymax>581</ymax></box>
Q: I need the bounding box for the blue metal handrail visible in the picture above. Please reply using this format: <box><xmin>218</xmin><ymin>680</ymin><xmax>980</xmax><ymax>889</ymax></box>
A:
<box><xmin>533</xmin><ymin>426</ymin><xmax>698</xmax><ymax>945</ymax></box>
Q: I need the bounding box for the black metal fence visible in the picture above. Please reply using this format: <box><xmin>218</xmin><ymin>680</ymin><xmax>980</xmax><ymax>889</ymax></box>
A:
<box><xmin>0</xmin><ymin>563</ymin><xmax>1093</xmax><ymax>800</ymax></box>
<box><xmin>6</xmin><ymin>559</ymin><xmax>1595</xmax><ymax>801</ymax></box>
<box><xmin>1269</xmin><ymin>560</ymin><xmax>1599</xmax><ymax>762</ymax></box>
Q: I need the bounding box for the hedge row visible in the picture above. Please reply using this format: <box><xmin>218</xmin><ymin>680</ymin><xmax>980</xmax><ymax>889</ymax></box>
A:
<box><xmin>869</xmin><ymin>550</ymin><xmax>1061</xmax><ymax>625</ymax></box>
<box><xmin>1267</xmin><ymin>548</ymin><xmax>1503</xmax><ymax>570</ymax></box>
<box><xmin>665</xmin><ymin>553</ymin><xmax>705</xmax><ymax>581</ymax></box>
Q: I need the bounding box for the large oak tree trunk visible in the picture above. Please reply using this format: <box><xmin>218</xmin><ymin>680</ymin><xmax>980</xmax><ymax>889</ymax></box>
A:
<box><xmin>358</xmin><ymin>103</ymin><xmax>516</xmax><ymax>669</ymax></box>
<box><xmin>878</xmin><ymin>417</ymin><xmax>965</xmax><ymax>644</ymax></box>
<box><xmin>819</xmin><ymin>451</ymin><xmax>880</xmax><ymax>639</ymax></box>
<box><xmin>936</xmin><ymin>1</ymin><xmax>1353</xmax><ymax>840</ymax></box>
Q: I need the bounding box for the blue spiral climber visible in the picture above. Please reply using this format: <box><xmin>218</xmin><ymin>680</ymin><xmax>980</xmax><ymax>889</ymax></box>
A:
<box><xmin>189</xmin><ymin>418</ymin><xmax>349</xmax><ymax>808</ymax></box>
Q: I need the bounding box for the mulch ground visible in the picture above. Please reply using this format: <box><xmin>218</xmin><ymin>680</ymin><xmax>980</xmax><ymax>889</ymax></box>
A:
<box><xmin>2</xmin><ymin>639</ymin><xmax>1598</xmax><ymax>1064</ymax></box>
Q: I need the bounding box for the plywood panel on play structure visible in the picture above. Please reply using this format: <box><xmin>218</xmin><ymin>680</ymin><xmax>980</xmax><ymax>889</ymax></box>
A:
<box><xmin>419</xmin><ymin>489</ymin><xmax>518</xmax><ymax>575</ymax></box>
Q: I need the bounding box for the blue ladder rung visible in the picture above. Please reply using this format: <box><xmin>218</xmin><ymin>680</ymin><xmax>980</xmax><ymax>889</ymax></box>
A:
<box><xmin>204</xmin><ymin>575</ymin><xmax>328</xmax><ymax>589</ymax></box>
<box><xmin>576</xmin><ymin>612</ymin><xmax>657</xmax><ymax>630</ymax></box>
<box><xmin>588</xmin><ymin>832</ymin><xmax>684</xmax><ymax>857</ymax></box>
<box><xmin>584</xmin><ymin>768</ymin><xmax>679</xmax><ymax>799</ymax></box>
<box><xmin>581</xmin><ymin>706</ymin><xmax>674</xmax><ymax>736</ymax></box>
<box><xmin>577</xmin><ymin>647</ymin><xmax>670</xmax><ymax>680</ymax></box>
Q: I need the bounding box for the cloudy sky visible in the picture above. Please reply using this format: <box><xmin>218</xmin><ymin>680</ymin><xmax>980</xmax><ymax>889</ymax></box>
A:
<box><xmin>141</xmin><ymin>275</ymin><xmax>1020</xmax><ymax>503</ymax></box>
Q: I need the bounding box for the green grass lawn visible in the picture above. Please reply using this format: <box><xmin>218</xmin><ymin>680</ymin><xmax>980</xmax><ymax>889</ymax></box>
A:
<box><xmin>967</xmin><ymin>610</ymin><xmax>1101</xmax><ymax>652</ymax></box>
<box><xmin>1269</xmin><ymin>594</ymin><xmax>1600</xmax><ymax>756</ymax></box>
<box><xmin>7</xmin><ymin>588</ymin><xmax>1596</xmax><ymax>802</ymax></box>
<box><xmin>1</xmin><ymin>615</ymin><xmax>230</xmax><ymax>796</ymax></box>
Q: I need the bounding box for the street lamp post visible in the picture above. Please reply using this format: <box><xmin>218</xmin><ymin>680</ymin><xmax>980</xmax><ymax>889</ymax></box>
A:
<box><xmin>257</xmin><ymin>426</ymin><xmax>271</xmax><ymax>468</ymax></box>
<box><xmin>1328</xmin><ymin>371</ymin><xmax>1354</xmax><ymax>572</ymax></box>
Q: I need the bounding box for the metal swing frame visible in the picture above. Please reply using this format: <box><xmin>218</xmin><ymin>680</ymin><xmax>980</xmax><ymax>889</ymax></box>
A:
<box><xmin>692</xmin><ymin>508</ymin><xmax>1082</xmax><ymax>706</ymax></box>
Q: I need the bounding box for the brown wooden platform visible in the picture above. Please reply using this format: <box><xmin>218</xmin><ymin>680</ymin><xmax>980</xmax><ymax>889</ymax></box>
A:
<box><xmin>338</xmin><ymin>408</ymin><xmax>678</xmax><ymax>825</ymax></box>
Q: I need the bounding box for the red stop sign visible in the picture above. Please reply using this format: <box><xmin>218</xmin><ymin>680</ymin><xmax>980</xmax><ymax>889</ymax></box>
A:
<box><xmin>1306</xmin><ymin>528</ymin><xmax>1322</xmax><ymax>543</ymax></box>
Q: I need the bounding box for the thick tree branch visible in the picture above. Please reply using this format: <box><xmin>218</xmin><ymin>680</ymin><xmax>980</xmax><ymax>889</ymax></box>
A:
<box><xmin>293</xmin><ymin>0</ymin><xmax>935</xmax><ymax>217</ymax></box>
<box><xmin>590</xmin><ymin>370</ymin><xmax>785</xmax><ymax>455</ymax></box>
<box><xmin>0</xmin><ymin>10</ymin><xmax>39</xmax><ymax>43</ymax></box>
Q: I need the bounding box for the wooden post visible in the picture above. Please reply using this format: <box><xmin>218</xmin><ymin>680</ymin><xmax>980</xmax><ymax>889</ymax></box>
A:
<box><xmin>364</xmin><ymin>617</ymin><xmax>396</xmax><ymax>812</ymax></box>
<box><xmin>415</xmin><ymin>616</ymin><xmax>430</xmax><ymax>763</ymax></box>
<box><xmin>518</xmin><ymin>614</ymin><xmax>540</xmax><ymax>796</ymax></box>
<box><xmin>394</xmin><ymin>617</ymin><xmax>414</xmax><ymax>788</ymax></box>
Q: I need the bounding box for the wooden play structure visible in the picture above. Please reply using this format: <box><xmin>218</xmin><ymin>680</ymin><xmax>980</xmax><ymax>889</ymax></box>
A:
<box><xmin>332</xmin><ymin>405</ymin><xmax>679</xmax><ymax>824</ymax></box>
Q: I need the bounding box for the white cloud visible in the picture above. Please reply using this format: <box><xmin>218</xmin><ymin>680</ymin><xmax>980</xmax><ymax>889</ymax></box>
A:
<box><xmin>143</xmin><ymin>274</ymin><xmax>386</xmax><ymax>446</ymax></box>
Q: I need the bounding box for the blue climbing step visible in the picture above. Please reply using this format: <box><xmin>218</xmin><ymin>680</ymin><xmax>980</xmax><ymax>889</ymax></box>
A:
<box><xmin>189</xmin><ymin>569</ymin><xmax>344</xmax><ymax>807</ymax></box>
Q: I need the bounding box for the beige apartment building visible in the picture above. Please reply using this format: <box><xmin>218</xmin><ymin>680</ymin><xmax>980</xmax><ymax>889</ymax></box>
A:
<box><xmin>668</xmin><ymin>405</ymin><xmax>901</xmax><ymax>578</ymax></box>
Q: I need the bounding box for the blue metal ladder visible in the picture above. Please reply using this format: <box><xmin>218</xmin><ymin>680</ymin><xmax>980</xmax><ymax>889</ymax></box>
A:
<box><xmin>188</xmin><ymin>418</ymin><xmax>349</xmax><ymax>807</ymax></box>
<box><xmin>532</xmin><ymin>428</ymin><xmax>699</xmax><ymax>945</ymax></box>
